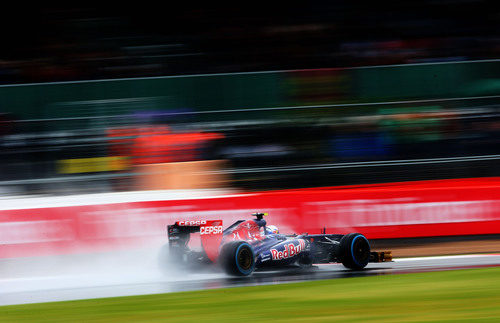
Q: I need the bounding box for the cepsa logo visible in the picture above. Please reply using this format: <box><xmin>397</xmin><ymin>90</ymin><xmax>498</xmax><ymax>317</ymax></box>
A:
<box><xmin>200</xmin><ymin>226</ymin><xmax>223</xmax><ymax>235</ymax></box>
<box><xmin>177</xmin><ymin>220</ymin><xmax>207</xmax><ymax>226</ymax></box>
<box><xmin>271</xmin><ymin>239</ymin><xmax>306</xmax><ymax>260</ymax></box>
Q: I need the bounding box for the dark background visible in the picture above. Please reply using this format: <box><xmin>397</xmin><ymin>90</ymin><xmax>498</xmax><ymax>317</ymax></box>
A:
<box><xmin>1</xmin><ymin>2</ymin><xmax>498</xmax><ymax>83</ymax></box>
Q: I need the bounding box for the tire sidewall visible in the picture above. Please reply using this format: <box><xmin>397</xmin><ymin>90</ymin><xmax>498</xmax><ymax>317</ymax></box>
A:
<box><xmin>220</xmin><ymin>241</ymin><xmax>255</xmax><ymax>276</ymax></box>
<box><xmin>340</xmin><ymin>233</ymin><xmax>370</xmax><ymax>270</ymax></box>
<box><xmin>234</xmin><ymin>242</ymin><xmax>255</xmax><ymax>275</ymax></box>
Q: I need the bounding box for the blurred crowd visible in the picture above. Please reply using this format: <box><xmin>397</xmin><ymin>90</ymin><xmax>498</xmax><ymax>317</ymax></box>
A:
<box><xmin>2</xmin><ymin>100</ymin><xmax>500</xmax><ymax>195</ymax></box>
<box><xmin>0</xmin><ymin>2</ymin><xmax>499</xmax><ymax>84</ymax></box>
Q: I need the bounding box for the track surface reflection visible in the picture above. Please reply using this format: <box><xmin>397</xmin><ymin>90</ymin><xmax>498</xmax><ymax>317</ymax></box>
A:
<box><xmin>1</xmin><ymin>254</ymin><xmax>499</xmax><ymax>306</ymax></box>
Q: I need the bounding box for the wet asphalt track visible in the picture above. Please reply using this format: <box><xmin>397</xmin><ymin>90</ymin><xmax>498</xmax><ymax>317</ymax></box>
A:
<box><xmin>1</xmin><ymin>254</ymin><xmax>499</xmax><ymax>306</ymax></box>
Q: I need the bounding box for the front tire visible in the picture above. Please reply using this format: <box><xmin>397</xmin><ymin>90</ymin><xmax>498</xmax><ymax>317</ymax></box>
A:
<box><xmin>219</xmin><ymin>241</ymin><xmax>255</xmax><ymax>276</ymax></box>
<box><xmin>339</xmin><ymin>233</ymin><xmax>370</xmax><ymax>270</ymax></box>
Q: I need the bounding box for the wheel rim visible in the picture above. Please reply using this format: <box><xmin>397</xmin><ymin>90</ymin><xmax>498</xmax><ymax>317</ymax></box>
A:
<box><xmin>237</xmin><ymin>247</ymin><xmax>252</xmax><ymax>270</ymax></box>
<box><xmin>351</xmin><ymin>236</ymin><xmax>370</xmax><ymax>266</ymax></box>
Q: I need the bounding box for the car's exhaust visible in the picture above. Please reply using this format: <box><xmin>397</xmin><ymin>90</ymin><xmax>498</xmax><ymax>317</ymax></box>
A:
<box><xmin>370</xmin><ymin>251</ymin><xmax>393</xmax><ymax>263</ymax></box>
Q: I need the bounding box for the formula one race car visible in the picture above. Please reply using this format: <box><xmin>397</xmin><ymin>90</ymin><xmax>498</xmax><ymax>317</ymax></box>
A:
<box><xmin>161</xmin><ymin>213</ymin><xmax>392</xmax><ymax>276</ymax></box>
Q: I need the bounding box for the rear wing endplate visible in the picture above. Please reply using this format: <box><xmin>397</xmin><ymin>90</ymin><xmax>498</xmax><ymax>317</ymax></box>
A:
<box><xmin>168</xmin><ymin>220</ymin><xmax>223</xmax><ymax>262</ymax></box>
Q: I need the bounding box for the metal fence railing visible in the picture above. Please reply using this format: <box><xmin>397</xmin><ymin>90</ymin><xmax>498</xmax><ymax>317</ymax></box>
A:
<box><xmin>1</xmin><ymin>94</ymin><xmax>500</xmax><ymax>196</ymax></box>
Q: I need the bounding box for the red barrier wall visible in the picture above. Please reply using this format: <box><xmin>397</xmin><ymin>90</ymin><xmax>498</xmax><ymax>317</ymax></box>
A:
<box><xmin>1</xmin><ymin>177</ymin><xmax>500</xmax><ymax>258</ymax></box>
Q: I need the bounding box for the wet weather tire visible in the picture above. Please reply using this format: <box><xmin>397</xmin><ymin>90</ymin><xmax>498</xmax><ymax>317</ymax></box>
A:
<box><xmin>220</xmin><ymin>241</ymin><xmax>255</xmax><ymax>276</ymax></box>
<box><xmin>339</xmin><ymin>233</ymin><xmax>370</xmax><ymax>270</ymax></box>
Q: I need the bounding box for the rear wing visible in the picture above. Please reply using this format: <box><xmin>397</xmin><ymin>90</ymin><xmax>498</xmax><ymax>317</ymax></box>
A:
<box><xmin>168</xmin><ymin>220</ymin><xmax>223</xmax><ymax>262</ymax></box>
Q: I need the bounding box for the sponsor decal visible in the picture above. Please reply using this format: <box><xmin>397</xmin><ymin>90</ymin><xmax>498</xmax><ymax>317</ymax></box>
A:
<box><xmin>0</xmin><ymin>220</ymin><xmax>74</xmax><ymax>244</ymax></box>
<box><xmin>200</xmin><ymin>225</ymin><xmax>223</xmax><ymax>235</ymax></box>
<box><xmin>260</xmin><ymin>255</ymin><xmax>271</xmax><ymax>262</ymax></box>
<box><xmin>270</xmin><ymin>239</ymin><xmax>306</xmax><ymax>260</ymax></box>
<box><xmin>177</xmin><ymin>220</ymin><xmax>206</xmax><ymax>226</ymax></box>
<box><xmin>306</xmin><ymin>199</ymin><xmax>498</xmax><ymax>227</ymax></box>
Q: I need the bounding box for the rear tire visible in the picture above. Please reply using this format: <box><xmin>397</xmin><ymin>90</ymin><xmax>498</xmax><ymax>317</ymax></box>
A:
<box><xmin>339</xmin><ymin>233</ymin><xmax>370</xmax><ymax>270</ymax></box>
<box><xmin>219</xmin><ymin>241</ymin><xmax>255</xmax><ymax>276</ymax></box>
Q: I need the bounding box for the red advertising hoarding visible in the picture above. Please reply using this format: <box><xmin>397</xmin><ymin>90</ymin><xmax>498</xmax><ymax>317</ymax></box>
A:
<box><xmin>1</xmin><ymin>177</ymin><xmax>500</xmax><ymax>258</ymax></box>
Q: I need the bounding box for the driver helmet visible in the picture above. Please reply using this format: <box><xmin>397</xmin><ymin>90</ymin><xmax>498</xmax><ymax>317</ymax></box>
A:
<box><xmin>265</xmin><ymin>225</ymin><xmax>279</xmax><ymax>235</ymax></box>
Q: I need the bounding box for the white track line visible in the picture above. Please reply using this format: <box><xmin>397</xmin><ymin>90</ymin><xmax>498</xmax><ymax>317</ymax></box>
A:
<box><xmin>395</xmin><ymin>254</ymin><xmax>499</xmax><ymax>262</ymax></box>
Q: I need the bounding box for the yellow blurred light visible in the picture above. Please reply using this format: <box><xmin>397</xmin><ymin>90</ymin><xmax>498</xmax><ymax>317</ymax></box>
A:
<box><xmin>58</xmin><ymin>156</ymin><xmax>129</xmax><ymax>174</ymax></box>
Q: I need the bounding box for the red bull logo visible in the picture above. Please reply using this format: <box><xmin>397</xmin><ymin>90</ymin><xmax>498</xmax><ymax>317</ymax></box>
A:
<box><xmin>270</xmin><ymin>239</ymin><xmax>306</xmax><ymax>260</ymax></box>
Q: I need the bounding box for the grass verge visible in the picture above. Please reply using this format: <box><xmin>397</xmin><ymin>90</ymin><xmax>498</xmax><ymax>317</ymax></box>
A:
<box><xmin>1</xmin><ymin>267</ymin><xmax>500</xmax><ymax>322</ymax></box>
